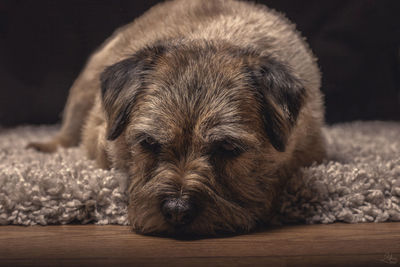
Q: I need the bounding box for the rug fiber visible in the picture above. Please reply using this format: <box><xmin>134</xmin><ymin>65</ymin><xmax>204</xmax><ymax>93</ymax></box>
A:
<box><xmin>1</xmin><ymin>121</ymin><xmax>399</xmax><ymax>226</ymax></box>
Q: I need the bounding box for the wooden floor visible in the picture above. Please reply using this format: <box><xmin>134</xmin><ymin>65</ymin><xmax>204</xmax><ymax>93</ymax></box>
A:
<box><xmin>0</xmin><ymin>223</ymin><xmax>399</xmax><ymax>267</ymax></box>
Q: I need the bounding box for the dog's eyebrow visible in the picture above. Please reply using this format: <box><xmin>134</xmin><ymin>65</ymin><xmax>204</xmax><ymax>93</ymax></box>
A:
<box><xmin>134</xmin><ymin>132</ymin><xmax>151</xmax><ymax>141</ymax></box>
<box><xmin>205</xmin><ymin>127</ymin><xmax>258</xmax><ymax>149</ymax></box>
<box><xmin>130</xmin><ymin>131</ymin><xmax>161</xmax><ymax>145</ymax></box>
<box><xmin>209</xmin><ymin>135</ymin><xmax>251</xmax><ymax>151</ymax></box>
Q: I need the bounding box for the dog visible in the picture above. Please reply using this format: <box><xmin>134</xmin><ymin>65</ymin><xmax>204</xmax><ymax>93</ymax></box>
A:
<box><xmin>27</xmin><ymin>0</ymin><xmax>325</xmax><ymax>235</ymax></box>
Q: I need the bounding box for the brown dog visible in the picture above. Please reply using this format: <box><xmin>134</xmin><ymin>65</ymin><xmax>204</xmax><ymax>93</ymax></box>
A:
<box><xmin>28</xmin><ymin>0</ymin><xmax>325</xmax><ymax>235</ymax></box>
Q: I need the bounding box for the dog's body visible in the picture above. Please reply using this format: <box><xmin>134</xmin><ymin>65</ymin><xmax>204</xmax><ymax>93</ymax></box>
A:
<box><xmin>28</xmin><ymin>0</ymin><xmax>325</xmax><ymax>235</ymax></box>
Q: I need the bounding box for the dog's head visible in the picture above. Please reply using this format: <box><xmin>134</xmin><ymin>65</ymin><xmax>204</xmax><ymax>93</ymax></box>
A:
<box><xmin>100</xmin><ymin>40</ymin><xmax>305</xmax><ymax>235</ymax></box>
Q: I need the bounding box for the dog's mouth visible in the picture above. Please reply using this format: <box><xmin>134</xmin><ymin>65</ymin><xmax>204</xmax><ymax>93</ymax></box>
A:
<box><xmin>132</xmin><ymin>202</ymin><xmax>263</xmax><ymax>237</ymax></box>
<box><xmin>130</xmin><ymin>184</ymin><xmax>266</xmax><ymax>236</ymax></box>
<box><xmin>139</xmin><ymin>220</ymin><xmax>257</xmax><ymax>239</ymax></box>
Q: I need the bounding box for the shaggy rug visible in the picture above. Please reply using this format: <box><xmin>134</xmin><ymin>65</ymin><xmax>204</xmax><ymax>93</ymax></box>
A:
<box><xmin>0</xmin><ymin>121</ymin><xmax>399</xmax><ymax>226</ymax></box>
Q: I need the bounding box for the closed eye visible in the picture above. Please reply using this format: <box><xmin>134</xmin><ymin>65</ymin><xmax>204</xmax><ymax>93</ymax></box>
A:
<box><xmin>137</xmin><ymin>134</ymin><xmax>161</xmax><ymax>154</ymax></box>
<box><xmin>210</xmin><ymin>139</ymin><xmax>246</xmax><ymax>158</ymax></box>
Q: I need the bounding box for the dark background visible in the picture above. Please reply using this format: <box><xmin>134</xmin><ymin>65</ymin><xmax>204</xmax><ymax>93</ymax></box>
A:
<box><xmin>0</xmin><ymin>0</ymin><xmax>399</xmax><ymax>126</ymax></box>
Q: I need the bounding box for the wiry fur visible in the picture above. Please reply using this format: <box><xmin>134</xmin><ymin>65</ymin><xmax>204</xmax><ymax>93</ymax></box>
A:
<box><xmin>27</xmin><ymin>0</ymin><xmax>325</xmax><ymax>235</ymax></box>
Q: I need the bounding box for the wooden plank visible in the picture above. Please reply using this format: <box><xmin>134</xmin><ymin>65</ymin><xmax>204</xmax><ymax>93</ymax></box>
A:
<box><xmin>0</xmin><ymin>223</ymin><xmax>399</xmax><ymax>266</ymax></box>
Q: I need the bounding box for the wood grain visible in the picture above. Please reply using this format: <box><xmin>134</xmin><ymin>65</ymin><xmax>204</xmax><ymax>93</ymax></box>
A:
<box><xmin>0</xmin><ymin>223</ymin><xmax>399</xmax><ymax>266</ymax></box>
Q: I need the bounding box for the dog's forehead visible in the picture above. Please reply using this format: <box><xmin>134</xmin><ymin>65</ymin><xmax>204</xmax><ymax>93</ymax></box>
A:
<box><xmin>131</xmin><ymin>87</ymin><xmax>260</xmax><ymax>145</ymax></box>
<box><xmin>131</xmin><ymin>99</ymin><xmax>254</xmax><ymax>142</ymax></box>
<box><xmin>130</xmin><ymin>112</ymin><xmax>259</xmax><ymax>151</ymax></box>
<box><xmin>127</xmin><ymin>43</ymin><xmax>263</xmax><ymax>144</ymax></box>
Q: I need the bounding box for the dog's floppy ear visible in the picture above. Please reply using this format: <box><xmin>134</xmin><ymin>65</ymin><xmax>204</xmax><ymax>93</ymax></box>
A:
<box><xmin>100</xmin><ymin>45</ymin><xmax>166</xmax><ymax>140</ymax></box>
<box><xmin>250</xmin><ymin>56</ymin><xmax>306</xmax><ymax>152</ymax></box>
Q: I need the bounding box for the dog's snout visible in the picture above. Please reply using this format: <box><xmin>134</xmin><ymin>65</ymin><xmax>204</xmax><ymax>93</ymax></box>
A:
<box><xmin>161</xmin><ymin>198</ymin><xmax>197</xmax><ymax>227</ymax></box>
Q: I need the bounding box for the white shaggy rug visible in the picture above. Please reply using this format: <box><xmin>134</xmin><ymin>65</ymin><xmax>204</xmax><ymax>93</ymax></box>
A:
<box><xmin>0</xmin><ymin>121</ymin><xmax>399</xmax><ymax>226</ymax></box>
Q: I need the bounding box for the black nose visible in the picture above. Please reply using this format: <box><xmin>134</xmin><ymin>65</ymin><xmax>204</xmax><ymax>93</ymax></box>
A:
<box><xmin>161</xmin><ymin>198</ymin><xmax>197</xmax><ymax>227</ymax></box>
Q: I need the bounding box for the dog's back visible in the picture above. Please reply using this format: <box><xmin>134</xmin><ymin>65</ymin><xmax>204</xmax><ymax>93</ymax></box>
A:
<box><xmin>96</xmin><ymin>0</ymin><xmax>320</xmax><ymax>88</ymax></box>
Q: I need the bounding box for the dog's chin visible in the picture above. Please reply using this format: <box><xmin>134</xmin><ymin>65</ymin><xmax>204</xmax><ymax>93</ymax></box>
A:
<box><xmin>134</xmin><ymin>223</ymin><xmax>254</xmax><ymax>238</ymax></box>
<box><xmin>131</xmin><ymin>211</ymin><xmax>259</xmax><ymax>237</ymax></box>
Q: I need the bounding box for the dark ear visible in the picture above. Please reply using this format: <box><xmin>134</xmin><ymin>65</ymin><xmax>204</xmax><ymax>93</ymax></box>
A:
<box><xmin>100</xmin><ymin>45</ymin><xmax>166</xmax><ymax>140</ymax></box>
<box><xmin>251</xmin><ymin>56</ymin><xmax>306</xmax><ymax>152</ymax></box>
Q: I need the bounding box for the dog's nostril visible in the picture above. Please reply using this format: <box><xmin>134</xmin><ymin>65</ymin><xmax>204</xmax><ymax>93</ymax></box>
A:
<box><xmin>161</xmin><ymin>198</ymin><xmax>197</xmax><ymax>226</ymax></box>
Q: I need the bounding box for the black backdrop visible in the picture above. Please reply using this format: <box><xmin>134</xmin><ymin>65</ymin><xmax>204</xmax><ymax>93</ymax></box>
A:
<box><xmin>1</xmin><ymin>0</ymin><xmax>399</xmax><ymax>126</ymax></box>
